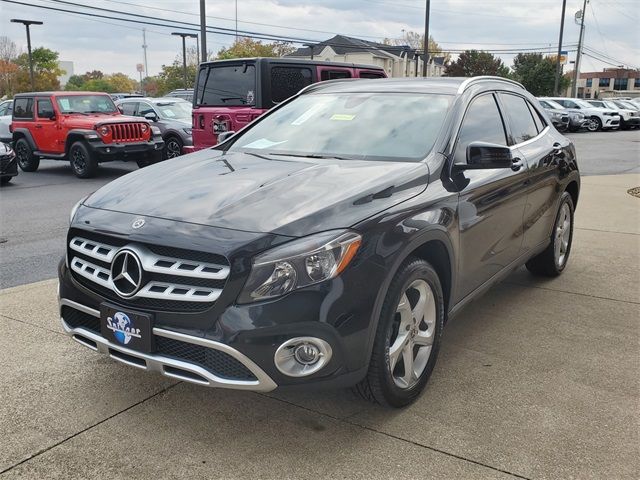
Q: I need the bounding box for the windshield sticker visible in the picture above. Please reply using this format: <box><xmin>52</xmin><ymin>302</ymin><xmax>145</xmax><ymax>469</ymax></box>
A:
<box><xmin>59</xmin><ymin>99</ymin><xmax>71</xmax><ymax>110</ymax></box>
<box><xmin>242</xmin><ymin>138</ymin><xmax>288</xmax><ymax>149</ymax></box>
<box><xmin>330</xmin><ymin>114</ymin><xmax>356</xmax><ymax>121</ymax></box>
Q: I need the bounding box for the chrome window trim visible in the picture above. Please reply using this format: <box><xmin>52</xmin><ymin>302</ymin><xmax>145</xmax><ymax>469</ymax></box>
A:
<box><xmin>457</xmin><ymin>76</ymin><xmax>525</xmax><ymax>94</ymax></box>
<box><xmin>59</xmin><ymin>300</ymin><xmax>277</xmax><ymax>392</ymax></box>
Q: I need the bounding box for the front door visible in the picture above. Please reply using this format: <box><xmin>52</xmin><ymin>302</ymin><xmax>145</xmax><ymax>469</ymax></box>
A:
<box><xmin>453</xmin><ymin>93</ymin><xmax>529</xmax><ymax>299</ymax></box>
<box><xmin>32</xmin><ymin>97</ymin><xmax>61</xmax><ymax>153</ymax></box>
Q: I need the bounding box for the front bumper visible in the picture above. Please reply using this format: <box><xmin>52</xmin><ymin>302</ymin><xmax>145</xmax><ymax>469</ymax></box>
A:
<box><xmin>59</xmin><ymin>298</ymin><xmax>277</xmax><ymax>391</ymax></box>
<box><xmin>603</xmin><ymin>116</ymin><xmax>621</xmax><ymax>129</ymax></box>
<box><xmin>86</xmin><ymin>136</ymin><xmax>164</xmax><ymax>162</ymax></box>
<box><xmin>0</xmin><ymin>155</ymin><xmax>18</xmax><ymax>178</ymax></box>
<box><xmin>621</xmin><ymin>116</ymin><xmax>640</xmax><ymax>127</ymax></box>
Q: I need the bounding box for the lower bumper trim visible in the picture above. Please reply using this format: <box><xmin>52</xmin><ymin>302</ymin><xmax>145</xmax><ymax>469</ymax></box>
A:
<box><xmin>59</xmin><ymin>298</ymin><xmax>277</xmax><ymax>392</ymax></box>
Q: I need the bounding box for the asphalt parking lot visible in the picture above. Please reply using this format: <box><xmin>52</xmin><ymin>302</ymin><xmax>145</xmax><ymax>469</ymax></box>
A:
<box><xmin>0</xmin><ymin>131</ymin><xmax>639</xmax><ymax>479</ymax></box>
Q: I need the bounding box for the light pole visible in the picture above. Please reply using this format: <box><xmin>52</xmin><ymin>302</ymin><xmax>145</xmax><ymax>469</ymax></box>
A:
<box><xmin>554</xmin><ymin>0</ymin><xmax>567</xmax><ymax>96</ymax></box>
<box><xmin>571</xmin><ymin>0</ymin><xmax>588</xmax><ymax>98</ymax></box>
<box><xmin>11</xmin><ymin>19</ymin><xmax>43</xmax><ymax>91</ymax></box>
<box><xmin>422</xmin><ymin>0</ymin><xmax>431</xmax><ymax>77</ymax></box>
<box><xmin>200</xmin><ymin>0</ymin><xmax>207</xmax><ymax>63</ymax></box>
<box><xmin>172</xmin><ymin>32</ymin><xmax>198</xmax><ymax>90</ymax></box>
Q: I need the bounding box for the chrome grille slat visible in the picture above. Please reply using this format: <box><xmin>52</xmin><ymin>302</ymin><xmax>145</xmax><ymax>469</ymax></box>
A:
<box><xmin>68</xmin><ymin>236</ymin><xmax>228</xmax><ymax>305</ymax></box>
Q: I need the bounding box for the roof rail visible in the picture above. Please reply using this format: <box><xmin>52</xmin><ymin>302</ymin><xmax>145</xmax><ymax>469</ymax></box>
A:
<box><xmin>457</xmin><ymin>76</ymin><xmax>525</xmax><ymax>94</ymax></box>
<box><xmin>298</xmin><ymin>78</ymin><xmax>359</xmax><ymax>95</ymax></box>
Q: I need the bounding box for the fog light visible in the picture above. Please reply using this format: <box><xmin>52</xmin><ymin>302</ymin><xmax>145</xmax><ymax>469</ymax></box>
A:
<box><xmin>274</xmin><ymin>337</ymin><xmax>332</xmax><ymax>377</ymax></box>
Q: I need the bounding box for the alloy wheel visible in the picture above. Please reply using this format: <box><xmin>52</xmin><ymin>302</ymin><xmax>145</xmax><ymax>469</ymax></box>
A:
<box><xmin>16</xmin><ymin>143</ymin><xmax>29</xmax><ymax>168</ymax></box>
<box><xmin>554</xmin><ymin>203</ymin><xmax>571</xmax><ymax>268</ymax></box>
<box><xmin>72</xmin><ymin>148</ymin><xmax>86</xmax><ymax>173</ymax></box>
<box><xmin>165</xmin><ymin>139</ymin><xmax>182</xmax><ymax>159</ymax></box>
<box><xmin>388</xmin><ymin>279</ymin><xmax>436</xmax><ymax>389</ymax></box>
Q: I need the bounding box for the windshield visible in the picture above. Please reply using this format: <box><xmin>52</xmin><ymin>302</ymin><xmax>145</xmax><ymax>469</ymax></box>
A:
<box><xmin>575</xmin><ymin>99</ymin><xmax>596</xmax><ymax>109</ymax></box>
<box><xmin>227</xmin><ymin>93</ymin><xmax>452</xmax><ymax>162</ymax></box>
<box><xmin>155</xmin><ymin>101</ymin><xmax>192</xmax><ymax>120</ymax></box>
<box><xmin>56</xmin><ymin>95</ymin><xmax>118</xmax><ymax>114</ymax></box>
<box><xmin>196</xmin><ymin>64</ymin><xmax>256</xmax><ymax>106</ymax></box>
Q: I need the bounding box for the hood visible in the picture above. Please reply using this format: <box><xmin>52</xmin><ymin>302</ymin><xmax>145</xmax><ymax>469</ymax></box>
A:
<box><xmin>59</xmin><ymin>113</ymin><xmax>147</xmax><ymax>130</ymax></box>
<box><xmin>161</xmin><ymin>118</ymin><xmax>191</xmax><ymax>128</ymax></box>
<box><xmin>85</xmin><ymin>150</ymin><xmax>429</xmax><ymax>236</ymax></box>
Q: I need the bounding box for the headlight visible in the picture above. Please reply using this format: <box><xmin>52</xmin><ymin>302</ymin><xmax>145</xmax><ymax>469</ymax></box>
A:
<box><xmin>98</xmin><ymin>126</ymin><xmax>110</xmax><ymax>136</ymax></box>
<box><xmin>183</xmin><ymin>128</ymin><xmax>192</xmax><ymax>135</ymax></box>
<box><xmin>69</xmin><ymin>195</ymin><xmax>89</xmax><ymax>224</ymax></box>
<box><xmin>140</xmin><ymin>123</ymin><xmax>149</xmax><ymax>134</ymax></box>
<box><xmin>551</xmin><ymin>112</ymin><xmax>562</xmax><ymax>119</ymax></box>
<box><xmin>237</xmin><ymin>230</ymin><xmax>362</xmax><ymax>303</ymax></box>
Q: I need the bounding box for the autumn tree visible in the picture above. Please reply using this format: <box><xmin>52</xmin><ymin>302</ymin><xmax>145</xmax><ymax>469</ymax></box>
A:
<box><xmin>444</xmin><ymin>50</ymin><xmax>510</xmax><ymax>78</ymax></box>
<box><xmin>13</xmin><ymin>47</ymin><xmax>64</xmax><ymax>92</ymax></box>
<box><xmin>382</xmin><ymin>31</ymin><xmax>445</xmax><ymax>59</ymax></box>
<box><xmin>216</xmin><ymin>37</ymin><xmax>296</xmax><ymax>59</ymax></box>
<box><xmin>65</xmin><ymin>71</ymin><xmax>136</xmax><ymax>93</ymax></box>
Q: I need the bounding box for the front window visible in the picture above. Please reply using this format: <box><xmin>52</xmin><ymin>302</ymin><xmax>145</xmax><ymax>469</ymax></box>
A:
<box><xmin>227</xmin><ymin>92</ymin><xmax>453</xmax><ymax>162</ymax></box>
<box><xmin>196</xmin><ymin>64</ymin><xmax>256</xmax><ymax>106</ymax></box>
<box><xmin>56</xmin><ymin>95</ymin><xmax>118</xmax><ymax>114</ymax></box>
<box><xmin>155</xmin><ymin>101</ymin><xmax>192</xmax><ymax>120</ymax></box>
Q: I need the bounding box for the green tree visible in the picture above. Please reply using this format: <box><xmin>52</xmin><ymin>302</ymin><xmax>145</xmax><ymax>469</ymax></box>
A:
<box><xmin>65</xmin><ymin>71</ymin><xmax>136</xmax><ymax>93</ymax></box>
<box><xmin>511</xmin><ymin>53</ymin><xmax>570</xmax><ymax>96</ymax></box>
<box><xmin>216</xmin><ymin>37</ymin><xmax>295</xmax><ymax>59</ymax></box>
<box><xmin>444</xmin><ymin>50</ymin><xmax>510</xmax><ymax>78</ymax></box>
<box><xmin>14</xmin><ymin>47</ymin><xmax>64</xmax><ymax>92</ymax></box>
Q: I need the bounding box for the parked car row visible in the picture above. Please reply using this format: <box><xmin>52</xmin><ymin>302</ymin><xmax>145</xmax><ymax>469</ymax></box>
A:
<box><xmin>537</xmin><ymin>96</ymin><xmax>640</xmax><ymax>132</ymax></box>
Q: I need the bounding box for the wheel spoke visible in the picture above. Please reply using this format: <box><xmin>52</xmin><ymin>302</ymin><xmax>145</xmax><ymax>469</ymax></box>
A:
<box><xmin>389</xmin><ymin>332</ymin><xmax>410</xmax><ymax>372</ymax></box>
<box><xmin>401</xmin><ymin>340</ymin><xmax>415</xmax><ymax>387</ymax></box>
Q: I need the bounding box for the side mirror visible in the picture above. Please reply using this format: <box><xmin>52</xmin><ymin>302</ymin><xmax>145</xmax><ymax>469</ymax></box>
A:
<box><xmin>217</xmin><ymin>130</ymin><xmax>236</xmax><ymax>143</ymax></box>
<box><xmin>460</xmin><ymin>142</ymin><xmax>513</xmax><ymax>170</ymax></box>
<box><xmin>144</xmin><ymin>112</ymin><xmax>159</xmax><ymax>122</ymax></box>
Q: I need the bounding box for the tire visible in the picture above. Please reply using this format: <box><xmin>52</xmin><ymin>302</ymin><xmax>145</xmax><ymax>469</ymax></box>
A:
<box><xmin>0</xmin><ymin>176</ymin><xmax>11</xmax><ymax>185</ymax></box>
<box><xmin>163</xmin><ymin>135</ymin><xmax>183</xmax><ymax>159</ymax></box>
<box><xmin>587</xmin><ymin>117</ymin><xmax>602</xmax><ymax>132</ymax></box>
<box><xmin>354</xmin><ymin>258</ymin><xmax>445</xmax><ymax>407</ymax></box>
<box><xmin>15</xmin><ymin>138</ymin><xmax>40</xmax><ymax>172</ymax></box>
<box><xmin>137</xmin><ymin>151</ymin><xmax>162</xmax><ymax>169</ymax></box>
<box><xmin>69</xmin><ymin>141</ymin><xmax>97</xmax><ymax>178</ymax></box>
<box><xmin>526</xmin><ymin>192</ymin><xmax>575</xmax><ymax>277</ymax></box>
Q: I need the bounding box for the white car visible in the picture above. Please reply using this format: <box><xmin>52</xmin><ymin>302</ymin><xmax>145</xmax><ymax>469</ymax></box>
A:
<box><xmin>546</xmin><ymin>97</ymin><xmax>620</xmax><ymax>132</ymax></box>
<box><xmin>588</xmin><ymin>99</ymin><xmax>640</xmax><ymax>130</ymax></box>
<box><xmin>0</xmin><ymin>100</ymin><xmax>12</xmax><ymax>143</ymax></box>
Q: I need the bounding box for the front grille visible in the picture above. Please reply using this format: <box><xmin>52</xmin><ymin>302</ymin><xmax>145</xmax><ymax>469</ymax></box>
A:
<box><xmin>68</xmin><ymin>229</ymin><xmax>230</xmax><ymax>313</ymax></box>
<box><xmin>1</xmin><ymin>154</ymin><xmax>15</xmax><ymax>169</ymax></box>
<box><xmin>155</xmin><ymin>336</ymin><xmax>256</xmax><ymax>381</ymax></box>
<box><xmin>61</xmin><ymin>306</ymin><xmax>256</xmax><ymax>381</ymax></box>
<box><xmin>108</xmin><ymin>123</ymin><xmax>148</xmax><ymax>142</ymax></box>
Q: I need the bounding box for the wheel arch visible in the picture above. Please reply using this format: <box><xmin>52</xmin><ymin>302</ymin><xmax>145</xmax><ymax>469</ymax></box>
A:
<box><xmin>12</xmin><ymin>128</ymin><xmax>37</xmax><ymax>150</ymax></box>
<box><xmin>565</xmin><ymin>180</ymin><xmax>579</xmax><ymax>208</ymax></box>
<box><xmin>65</xmin><ymin>130</ymin><xmax>95</xmax><ymax>155</ymax></box>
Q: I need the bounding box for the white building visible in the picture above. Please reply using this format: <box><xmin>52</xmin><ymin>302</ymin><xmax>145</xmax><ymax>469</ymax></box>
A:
<box><xmin>287</xmin><ymin>35</ymin><xmax>445</xmax><ymax>78</ymax></box>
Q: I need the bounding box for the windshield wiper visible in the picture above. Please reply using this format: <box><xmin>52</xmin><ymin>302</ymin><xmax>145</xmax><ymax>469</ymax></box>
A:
<box><xmin>220</xmin><ymin>97</ymin><xmax>246</xmax><ymax>103</ymax></box>
<box><xmin>64</xmin><ymin>111</ymin><xmax>89</xmax><ymax>115</ymax></box>
<box><xmin>267</xmin><ymin>152</ymin><xmax>348</xmax><ymax>160</ymax></box>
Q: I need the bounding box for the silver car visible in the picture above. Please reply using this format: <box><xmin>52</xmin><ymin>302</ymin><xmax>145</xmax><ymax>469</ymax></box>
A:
<box><xmin>116</xmin><ymin>97</ymin><xmax>193</xmax><ymax>158</ymax></box>
<box><xmin>0</xmin><ymin>99</ymin><xmax>13</xmax><ymax>144</ymax></box>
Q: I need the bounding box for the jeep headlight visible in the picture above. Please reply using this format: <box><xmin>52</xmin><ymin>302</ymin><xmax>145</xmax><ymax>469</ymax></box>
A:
<box><xmin>238</xmin><ymin>230</ymin><xmax>362</xmax><ymax>303</ymax></box>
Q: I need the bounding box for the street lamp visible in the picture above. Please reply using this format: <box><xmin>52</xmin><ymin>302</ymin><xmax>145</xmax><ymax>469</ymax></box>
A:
<box><xmin>11</xmin><ymin>19</ymin><xmax>43</xmax><ymax>91</ymax></box>
<box><xmin>172</xmin><ymin>32</ymin><xmax>198</xmax><ymax>90</ymax></box>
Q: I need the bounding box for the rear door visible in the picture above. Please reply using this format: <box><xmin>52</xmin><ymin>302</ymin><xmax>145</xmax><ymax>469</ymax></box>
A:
<box><xmin>454</xmin><ymin>93</ymin><xmax>529</xmax><ymax>298</ymax></box>
<box><xmin>498</xmin><ymin>92</ymin><xmax>565</xmax><ymax>253</ymax></box>
<box><xmin>32</xmin><ymin>97</ymin><xmax>61</xmax><ymax>153</ymax></box>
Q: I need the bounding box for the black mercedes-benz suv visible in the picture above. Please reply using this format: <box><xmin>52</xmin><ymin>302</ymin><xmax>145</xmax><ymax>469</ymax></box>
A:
<box><xmin>58</xmin><ymin>77</ymin><xmax>580</xmax><ymax>407</ymax></box>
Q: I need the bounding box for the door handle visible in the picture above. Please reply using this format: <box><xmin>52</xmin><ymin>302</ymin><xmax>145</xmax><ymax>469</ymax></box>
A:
<box><xmin>511</xmin><ymin>157</ymin><xmax>524</xmax><ymax>171</ymax></box>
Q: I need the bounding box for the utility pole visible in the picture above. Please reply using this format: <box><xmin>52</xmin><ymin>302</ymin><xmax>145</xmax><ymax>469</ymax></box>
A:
<box><xmin>235</xmin><ymin>0</ymin><xmax>238</xmax><ymax>41</ymax></box>
<box><xmin>571</xmin><ymin>0</ymin><xmax>588</xmax><ymax>98</ymax></box>
<box><xmin>142</xmin><ymin>29</ymin><xmax>149</xmax><ymax>86</ymax></box>
<box><xmin>553</xmin><ymin>0</ymin><xmax>567</xmax><ymax>95</ymax></box>
<box><xmin>172</xmin><ymin>32</ymin><xmax>198</xmax><ymax>90</ymax></box>
<box><xmin>200</xmin><ymin>0</ymin><xmax>207</xmax><ymax>63</ymax></box>
<box><xmin>422</xmin><ymin>0</ymin><xmax>430</xmax><ymax>77</ymax></box>
<box><xmin>10</xmin><ymin>19</ymin><xmax>43</xmax><ymax>91</ymax></box>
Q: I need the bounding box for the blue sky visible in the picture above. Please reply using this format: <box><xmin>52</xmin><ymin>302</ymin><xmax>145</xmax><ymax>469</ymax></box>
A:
<box><xmin>1</xmin><ymin>0</ymin><xmax>638</xmax><ymax>78</ymax></box>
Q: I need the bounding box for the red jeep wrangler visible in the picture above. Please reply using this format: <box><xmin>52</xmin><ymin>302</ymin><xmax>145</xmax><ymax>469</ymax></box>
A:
<box><xmin>188</xmin><ymin>58</ymin><xmax>387</xmax><ymax>152</ymax></box>
<box><xmin>11</xmin><ymin>91</ymin><xmax>164</xmax><ymax>178</ymax></box>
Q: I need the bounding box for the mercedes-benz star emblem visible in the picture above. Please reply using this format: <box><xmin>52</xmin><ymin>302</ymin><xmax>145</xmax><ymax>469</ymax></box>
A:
<box><xmin>111</xmin><ymin>249</ymin><xmax>143</xmax><ymax>298</ymax></box>
<box><xmin>132</xmin><ymin>218</ymin><xmax>145</xmax><ymax>229</ymax></box>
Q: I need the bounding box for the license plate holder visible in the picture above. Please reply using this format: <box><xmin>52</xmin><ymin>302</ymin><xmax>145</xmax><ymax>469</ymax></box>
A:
<box><xmin>100</xmin><ymin>304</ymin><xmax>154</xmax><ymax>353</ymax></box>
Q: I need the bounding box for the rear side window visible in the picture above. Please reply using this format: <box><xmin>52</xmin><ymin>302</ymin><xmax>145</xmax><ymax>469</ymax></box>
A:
<box><xmin>13</xmin><ymin>98</ymin><xmax>34</xmax><ymax>119</ymax></box>
<box><xmin>270</xmin><ymin>66</ymin><xmax>313</xmax><ymax>103</ymax></box>
<box><xmin>37</xmin><ymin>99</ymin><xmax>54</xmax><ymax>118</ymax></box>
<box><xmin>358</xmin><ymin>71</ymin><xmax>386</xmax><ymax>79</ymax></box>
<box><xmin>499</xmin><ymin>93</ymin><xmax>539</xmax><ymax>144</ymax></box>
<box><xmin>320</xmin><ymin>70</ymin><xmax>351</xmax><ymax>81</ymax></box>
<box><xmin>197</xmin><ymin>64</ymin><xmax>256</xmax><ymax>106</ymax></box>
<box><xmin>527</xmin><ymin>102</ymin><xmax>547</xmax><ymax>133</ymax></box>
<box><xmin>454</xmin><ymin>94</ymin><xmax>507</xmax><ymax>164</ymax></box>
<box><xmin>120</xmin><ymin>102</ymin><xmax>137</xmax><ymax>116</ymax></box>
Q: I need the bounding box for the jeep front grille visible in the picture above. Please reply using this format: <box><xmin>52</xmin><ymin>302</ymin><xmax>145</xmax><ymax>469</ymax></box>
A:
<box><xmin>108</xmin><ymin>123</ymin><xmax>147</xmax><ymax>142</ymax></box>
<box><xmin>68</xmin><ymin>231</ymin><xmax>230</xmax><ymax>312</ymax></box>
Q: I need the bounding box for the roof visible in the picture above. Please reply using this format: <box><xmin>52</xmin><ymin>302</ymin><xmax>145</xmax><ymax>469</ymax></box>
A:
<box><xmin>13</xmin><ymin>91</ymin><xmax>113</xmax><ymax>97</ymax></box>
<box><xmin>300</xmin><ymin>76</ymin><xmax>524</xmax><ymax>96</ymax></box>
<box><xmin>288</xmin><ymin>35</ymin><xmax>411</xmax><ymax>58</ymax></box>
<box><xmin>200</xmin><ymin>57</ymin><xmax>384</xmax><ymax>71</ymax></box>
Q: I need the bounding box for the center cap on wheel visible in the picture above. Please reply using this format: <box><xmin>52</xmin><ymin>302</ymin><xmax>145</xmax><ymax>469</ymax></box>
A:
<box><xmin>111</xmin><ymin>249</ymin><xmax>143</xmax><ymax>298</ymax></box>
